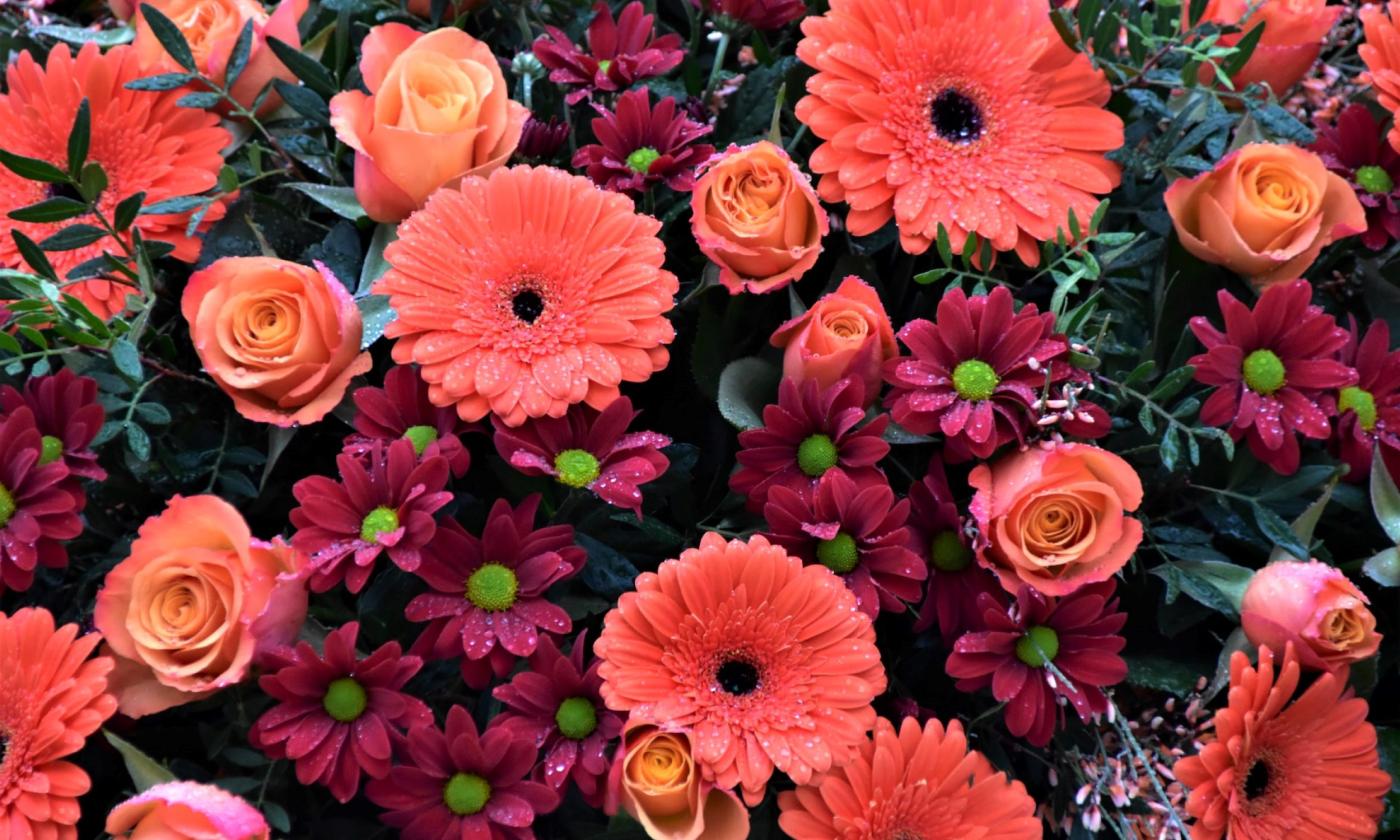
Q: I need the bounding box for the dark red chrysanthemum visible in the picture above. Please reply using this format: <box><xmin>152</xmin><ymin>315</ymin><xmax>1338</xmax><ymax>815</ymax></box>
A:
<box><xmin>0</xmin><ymin>408</ymin><xmax>82</xmax><ymax>594</ymax></box>
<box><xmin>906</xmin><ymin>458</ymin><xmax>1003</xmax><ymax>644</ymax></box>
<box><xmin>1309</xmin><ymin>104</ymin><xmax>1400</xmax><ymax>251</ymax></box>
<box><xmin>492</xmin><ymin>396</ymin><xmax>670</xmax><ymax>518</ymax></box>
<box><xmin>406</xmin><ymin>496</ymin><xmax>586</xmax><ymax>689</ymax></box>
<box><xmin>945</xmin><ymin>581</ymin><xmax>1128</xmax><ymax>747</ymax></box>
<box><xmin>289</xmin><ymin>439</ymin><xmax>452</xmax><ymax>593</ymax></box>
<box><xmin>692</xmin><ymin>0</ymin><xmax>807</xmax><ymax>31</ymax></box>
<box><xmin>883</xmin><ymin>286</ymin><xmax>1074</xmax><ymax>461</ymax></box>
<box><xmin>1330</xmin><ymin>318</ymin><xmax>1400</xmax><ymax>482</ymax></box>
<box><xmin>517</xmin><ymin>115</ymin><xmax>570</xmax><ymax>161</ymax></box>
<box><xmin>1189</xmin><ymin>280</ymin><xmax>1357</xmax><ymax>476</ymax></box>
<box><xmin>365</xmin><ymin>705</ymin><xmax>560</xmax><ymax>840</ymax></box>
<box><xmin>764</xmin><ymin>470</ymin><xmax>926</xmax><ymax>617</ymax></box>
<box><xmin>0</xmin><ymin>368</ymin><xmax>106</xmax><ymax>481</ymax></box>
<box><xmin>250</xmin><ymin>621</ymin><xmax>431</xmax><ymax>804</ymax></box>
<box><xmin>730</xmin><ymin>377</ymin><xmax>890</xmax><ymax>514</ymax></box>
<box><xmin>345</xmin><ymin>364</ymin><xmax>476</xmax><ymax>478</ymax></box>
<box><xmin>533</xmin><ymin>2</ymin><xmax>684</xmax><ymax>104</ymax></box>
<box><xmin>491</xmin><ymin>632</ymin><xmax>622</xmax><ymax>806</ymax></box>
<box><xmin>573</xmin><ymin>87</ymin><xmax>715</xmax><ymax>194</ymax></box>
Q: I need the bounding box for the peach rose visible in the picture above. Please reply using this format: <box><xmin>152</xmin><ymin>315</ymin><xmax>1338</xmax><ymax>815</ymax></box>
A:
<box><xmin>969</xmin><ymin>442</ymin><xmax>1144</xmax><ymax>596</ymax></box>
<box><xmin>1195</xmin><ymin>0</ymin><xmax>1341</xmax><ymax>97</ymax></box>
<box><xmin>1164</xmin><ymin>143</ymin><xmax>1366</xmax><ymax>289</ymax></box>
<box><xmin>1241</xmin><ymin>559</ymin><xmax>1382</xmax><ymax>673</ymax></box>
<box><xmin>606</xmin><ymin>724</ymin><xmax>749</xmax><ymax>840</ymax></box>
<box><xmin>329</xmin><ymin>24</ymin><xmax>528</xmax><ymax>222</ymax></box>
<box><xmin>182</xmin><ymin>256</ymin><xmax>372</xmax><ymax>427</ymax></box>
<box><xmin>129</xmin><ymin>0</ymin><xmax>308</xmax><ymax>115</ymax></box>
<box><xmin>107</xmin><ymin>781</ymin><xmax>269</xmax><ymax>840</ymax></box>
<box><xmin>692</xmin><ymin>141</ymin><xmax>828</xmax><ymax>294</ymax></box>
<box><xmin>769</xmin><ymin>275</ymin><xmax>897</xmax><ymax>402</ymax></box>
<box><xmin>94</xmin><ymin>495</ymin><xmax>308</xmax><ymax>717</ymax></box>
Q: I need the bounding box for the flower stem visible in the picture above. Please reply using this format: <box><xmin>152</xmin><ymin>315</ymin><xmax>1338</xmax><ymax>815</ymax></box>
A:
<box><xmin>705</xmin><ymin>31</ymin><xmax>732</xmax><ymax>101</ymax></box>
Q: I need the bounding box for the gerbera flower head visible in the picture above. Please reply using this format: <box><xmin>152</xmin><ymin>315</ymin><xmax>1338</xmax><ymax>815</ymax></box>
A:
<box><xmin>290</xmin><ymin>439</ymin><xmax>452</xmax><ymax>593</ymax></box>
<box><xmin>492</xmin><ymin>396</ymin><xmax>671</xmax><ymax>518</ymax></box>
<box><xmin>0</xmin><ymin>607</ymin><xmax>118</xmax><ymax>840</ymax></box>
<box><xmin>764</xmin><ymin>470</ymin><xmax>927</xmax><ymax>618</ymax></box>
<box><xmin>406</xmin><ymin>496</ymin><xmax>586</xmax><ymax>689</ymax></box>
<box><xmin>883</xmin><ymin>285</ymin><xmax>1070</xmax><ymax>460</ymax></box>
<box><xmin>906</xmin><ymin>458</ymin><xmax>1003</xmax><ymax>643</ymax></box>
<box><xmin>375</xmin><ymin>165</ymin><xmax>679</xmax><ymax>427</ymax></box>
<box><xmin>1360</xmin><ymin>3</ymin><xmax>1400</xmax><ymax>155</ymax></box>
<box><xmin>594</xmin><ymin>531</ymin><xmax>887</xmax><ymax>804</ymax></box>
<box><xmin>1189</xmin><ymin>280</ymin><xmax>1357</xmax><ymax>475</ymax></box>
<box><xmin>0</xmin><ymin>407</ymin><xmax>83</xmax><ymax>594</ymax></box>
<box><xmin>0</xmin><ymin>44</ymin><xmax>230</xmax><ymax>319</ymax></box>
<box><xmin>777</xmin><ymin>716</ymin><xmax>1041</xmax><ymax>840</ymax></box>
<box><xmin>0</xmin><ymin>368</ymin><xmax>106</xmax><ymax>481</ymax></box>
<box><xmin>1174</xmin><ymin>643</ymin><xmax>1391</xmax><ymax>839</ymax></box>
<box><xmin>250</xmin><ymin>621</ymin><xmax>432</xmax><ymax>804</ymax></box>
<box><xmin>1331</xmin><ymin>317</ymin><xmax>1400</xmax><ymax>481</ymax></box>
<box><xmin>945</xmin><ymin>580</ymin><xmax>1128</xmax><ymax>747</ymax></box>
<box><xmin>795</xmin><ymin>0</ymin><xmax>1123</xmax><ymax>261</ymax></box>
<box><xmin>366</xmin><ymin>705</ymin><xmax>560</xmax><ymax>839</ymax></box>
<box><xmin>533</xmin><ymin>2</ymin><xmax>684</xmax><ymax>104</ymax></box>
<box><xmin>692</xmin><ymin>0</ymin><xmax>807</xmax><ymax>31</ymax></box>
<box><xmin>492</xmin><ymin>632</ymin><xmax>623</xmax><ymax>805</ymax></box>
<box><xmin>345</xmin><ymin>364</ymin><xmax>477</xmax><ymax>478</ymax></box>
<box><xmin>730</xmin><ymin>376</ymin><xmax>890</xmax><ymax>514</ymax></box>
<box><xmin>573</xmin><ymin>88</ymin><xmax>716</xmax><ymax>194</ymax></box>
<box><xmin>1309</xmin><ymin>104</ymin><xmax>1400</xmax><ymax>250</ymax></box>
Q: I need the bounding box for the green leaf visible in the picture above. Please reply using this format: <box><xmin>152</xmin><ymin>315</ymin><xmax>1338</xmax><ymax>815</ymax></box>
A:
<box><xmin>1152</xmin><ymin>560</ymin><xmax>1251</xmax><ymax>617</ymax></box>
<box><xmin>1269</xmin><ymin>472</ymin><xmax>1339</xmax><ymax>563</ymax></box>
<box><xmin>1363</xmin><ymin>547</ymin><xmax>1400</xmax><ymax>587</ymax></box>
<box><xmin>8</xmin><ymin>197</ymin><xmax>88</xmax><ymax>223</ymax></box>
<box><xmin>12</xmin><ymin>231</ymin><xmax>57</xmax><ymax>279</ymax></box>
<box><xmin>1222</xmin><ymin>20</ymin><xmax>1266</xmax><ymax>79</ymax></box>
<box><xmin>124</xmin><ymin>72</ymin><xmax>196</xmax><ymax>91</ymax></box>
<box><xmin>357</xmin><ymin>294</ymin><xmax>396</xmax><ymax>349</ymax></box>
<box><xmin>67</xmin><ymin>99</ymin><xmax>90</xmax><ymax>179</ymax></box>
<box><xmin>104</xmin><ymin>731</ymin><xmax>176</xmax><ymax>791</ymax></box>
<box><xmin>141</xmin><ymin>195</ymin><xmax>209</xmax><ymax>215</ymax></box>
<box><xmin>224</xmin><ymin>20</ymin><xmax>255</xmax><ymax>88</ymax></box>
<box><xmin>111</xmin><ymin>338</ymin><xmax>144</xmax><ymax>381</ymax></box>
<box><xmin>177</xmin><ymin>92</ymin><xmax>224</xmax><ymax>109</ymax></box>
<box><xmin>1147</xmin><ymin>364</ymin><xmax>1196</xmax><ymax>402</ymax></box>
<box><xmin>273</xmin><ymin>79</ymin><xmax>329</xmax><ymax>122</ymax></box>
<box><xmin>575</xmin><ymin>533</ymin><xmax>641</xmax><ymax>598</ymax></box>
<box><xmin>717</xmin><ymin>357</ymin><xmax>781</xmax><ymax>430</ymax></box>
<box><xmin>39</xmin><ymin>224</ymin><xmax>107</xmax><ymax>251</ymax></box>
<box><xmin>265</xmin><ymin>37</ymin><xmax>338</xmax><ymax>98</ymax></box>
<box><xmin>282</xmin><ymin>182</ymin><xmax>366</xmax><ymax>221</ymax></box>
<box><xmin>358</xmin><ymin>223</ymin><xmax>397</xmax><ymax>296</ymax></box>
<box><xmin>138</xmin><ymin>3</ymin><xmax>196</xmax><ymax>70</ymax></box>
<box><xmin>79</xmin><ymin>162</ymin><xmax>107</xmax><ymax>202</ymax></box>
<box><xmin>1123</xmin><ymin>654</ymin><xmax>1203</xmax><ymax>696</ymax></box>
<box><xmin>113</xmin><ymin>192</ymin><xmax>146</xmax><ymax>231</ymax></box>
<box><xmin>1370</xmin><ymin>445</ymin><xmax>1400</xmax><ymax>543</ymax></box>
<box><xmin>1251</xmin><ymin>501</ymin><xmax>1309</xmax><ymax>561</ymax></box>
<box><xmin>0</xmin><ymin>148</ymin><xmax>70</xmax><ymax>183</ymax></box>
<box><xmin>883</xmin><ymin>420</ymin><xmax>934</xmax><ymax>445</ymax></box>
<box><xmin>33</xmin><ymin>23</ymin><xmax>136</xmax><ymax>46</ymax></box>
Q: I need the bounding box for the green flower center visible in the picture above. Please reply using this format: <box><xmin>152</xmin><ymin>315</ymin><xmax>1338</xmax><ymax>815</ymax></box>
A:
<box><xmin>951</xmin><ymin>359</ymin><xmax>999</xmax><ymax>401</ymax></box>
<box><xmin>443</xmin><ymin>773</ymin><xmax>491</xmax><ymax>816</ymax></box>
<box><xmin>555</xmin><ymin>696</ymin><xmax>598</xmax><ymax>740</ymax></box>
<box><xmin>816</xmin><ymin>532</ymin><xmax>859</xmax><ymax>574</ymax></box>
<box><xmin>322</xmin><ymin>677</ymin><xmax>368</xmax><ymax>723</ymax></box>
<box><xmin>1015</xmin><ymin>625</ymin><xmax>1060</xmax><ymax>668</ymax></box>
<box><xmin>1357</xmin><ymin>165</ymin><xmax>1394</xmax><ymax>195</ymax></box>
<box><xmin>554</xmin><ymin>448</ymin><xmax>601</xmax><ymax>489</ymax></box>
<box><xmin>1241</xmin><ymin>349</ymin><xmax>1286</xmax><ymax>395</ymax></box>
<box><xmin>930</xmin><ymin>530</ymin><xmax>972</xmax><ymax>572</ymax></box>
<box><xmin>596</xmin><ymin>58</ymin><xmax>613</xmax><ymax>74</ymax></box>
<box><xmin>466</xmin><ymin>563</ymin><xmax>519</xmax><ymax>612</ymax></box>
<box><xmin>0</xmin><ymin>483</ymin><xmax>14</xmax><ymax>529</ymax></box>
<box><xmin>402</xmin><ymin>425</ymin><xmax>439</xmax><ymax>456</ymax></box>
<box><xmin>625</xmin><ymin>147</ymin><xmax>661</xmax><ymax>175</ymax></box>
<box><xmin>359</xmin><ymin>505</ymin><xmax>400</xmax><ymax>543</ymax></box>
<box><xmin>1339</xmin><ymin>385</ymin><xmax>1378</xmax><ymax>431</ymax></box>
<box><xmin>796</xmin><ymin>434</ymin><xmax>839</xmax><ymax>478</ymax></box>
<box><xmin>38</xmin><ymin>435</ymin><xmax>64</xmax><ymax>466</ymax></box>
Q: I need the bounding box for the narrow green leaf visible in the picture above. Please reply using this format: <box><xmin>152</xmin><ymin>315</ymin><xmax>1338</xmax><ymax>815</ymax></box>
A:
<box><xmin>8</xmin><ymin>197</ymin><xmax>88</xmax><ymax>223</ymax></box>
<box><xmin>1251</xmin><ymin>501</ymin><xmax>1309</xmax><ymax>560</ymax></box>
<box><xmin>282</xmin><ymin>182</ymin><xmax>366</xmax><ymax>220</ymax></box>
<box><xmin>79</xmin><ymin>162</ymin><xmax>107</xmax><ymax>202</ymax></box>
<box><xmin>1147</xmin><ymin>364</ymin><xmax>1197</xmax><ymax>402</ymax></box>
<box><xmin>125</xmin><ymin>422</ymin><xmax>152</xmax><ymax>460</ymax></box>
<box><xmin>0</xmin><ymin>148</ymin><xmax>70</xmax><ymax>183</ymax></box>
<box><xmin>141</xmin><ymin>195</ymin><xmax>209</xmax><ymax>215</ymax></box>
<box><xmin>67</xmin><ymin>99</ymin><xmax>91</xmax><ymax>178</ymax></box>
<box><xmin>33</xmin><ymin>23</ymin><xmax>136</xmax><ymax>47</ymax></box>
<box><xmin>39</xmin><ymin>224</ymin><xmax>107</xmax><ymax>251</ymax></box>
<box><xmin>177</xmin><ymin>92</ymin><xmax>224</xmax><ymax>109</ymax></box>
<box><xmin>1371</xmin><ymin>445</ymin><xmax>1400</xmax><ymax>544</ymax></box>
<box><xmin>265</xmin><ymin>37</ymin><xmax>338</xmax><ymax>98</ymax></box>
<box><xmin>138</xmin><ymin>3</ymin><xmax>196</xmax><ymax>70</ymax></box>
<box><xmin>104</xmin><ymin>731</ymin><xmax>176</xmax><ymax>791</ymax></box>
<box><xmin>124</xmin><ymin>72</ymin><xmax>196</xmax><ymax>91</ymax></box>
<box><xmin>11</xmin><ymin>231</ymin><xmax>58</xmax><ymax>279</ymax></box>
<box><xmin>273</xmin><ymin>79</ymin><xmax>329</xmax><ymax>122</ymax></box>
<box><xmin>225</xmin><ymin>20</ymin><xmax>255</xmax><ymax>88</ymax></box>
<box><xmin>113</xmin><ymin>192</ymin><xmax>146</xmax><ymax>231</ymax></box>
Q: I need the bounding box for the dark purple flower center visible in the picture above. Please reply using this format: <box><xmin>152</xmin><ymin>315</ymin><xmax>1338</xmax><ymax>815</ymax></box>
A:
<box><xmin>716</xmin><ymin>659</ymin><xmax>760</xmax><ymax>695</ymax></box>
<box><xmin>512</xmin><ymin>290</ymin><xmax>546</xmax><ymax>323</ymax></box>
<box><xmin>47</xmin><ymin>181</ymin><xmax>85</xmax><ymax>202</ymax></box>
<box><xmin>930</xmin><ymin>89</ymin><xmax>983</xmax><ymax>144</ymax></box>
<box><xmin>1243</xmin><ymin>755</ymin><xmax>1277</xmax><ymax>804</ymax></box>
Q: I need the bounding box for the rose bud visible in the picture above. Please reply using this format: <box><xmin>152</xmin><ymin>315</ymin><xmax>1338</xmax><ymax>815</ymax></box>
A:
<box><xmin>1241</xmin><ymin>559</ymin><xmax>1382</xmax><ymax>673</ymax></box>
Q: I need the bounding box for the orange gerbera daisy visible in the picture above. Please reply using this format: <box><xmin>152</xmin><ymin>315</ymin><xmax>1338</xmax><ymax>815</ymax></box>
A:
<box><xmin>795</xmin><ymin>0</ymin><xmax>1123</xmax><ymax>262</ymax></box>
<box><xmin>1360</xmin><ymin>3</ymin><xmax>1400</xmax><ymax>154</ymax></box>
<box><xmin>593</xmin><ymin>531</ymin><xmax>886</xmax><ymax>805</ymax></box>
<box><xmin>777</xmin><ymin>716</ymin><xmax>1041</xmax><ymax>840</ymax></box>
<box><xmin>0</xmin><ymin>607</ymin><xmax>118</xmax><ymax>840</ymax></box>
<box><xmin>1174</xmin><ymin>643</ymin><xmax>1391</xmax><ymax>839</ymax></box>
<box><xmin>374</xmin><ymin>165</ymin><xmax>678</xmax><ymax>427</ymax></box>
<box><xmin>0</xmin><ymin>44</ymin><xmax>230</xmax><ymax>320</ymax></box>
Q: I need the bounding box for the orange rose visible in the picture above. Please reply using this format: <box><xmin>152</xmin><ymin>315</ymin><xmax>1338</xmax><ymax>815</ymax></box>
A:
<box><xmin>606</xmin><ymin>724</ymin><xmax>749</xmax><ymax>840</ymax></box>
<box><xmin>1195</xmin><ymin>0</ymin><xmax>1340</xmax><ymax>97</ymax></box>
<box><xmin>182</xmin><ymin>256</ymin><xmax>372</xmax><ymax>427</ymax></box>
<box><xmin>769</xmin><ymin>275</ymin><xmax>897</xmax><ymax>401</ymax></box>
<box><xmin>107</xmin><ymin>781</ymin><xmax>270</xmax><ymax>839</ymax></box>
<box><xmin>1241</xmin><ymin>559</ymin><xmax>1382</xmax><ymax>673</ymax></box>
<box><xmin>329</xmin><ymin>24</ymin><xmax>528</xmax><ymax>222</ymax></box>
<box><xmin>130</xmin><ymin>0</ymin><xmax>308</xmax><ymax>115</ymax></box>
<box><xmin>969</xmin><ymin>442</ymin><xmax>1143</xmax><ymax>597</ymax></box>
<box><xmin>94</xmin><ymin>495</ymin><xmax>308</xmax><ymax>717</ymax></box>
<box><xmin>1164</xmin><ymin>143</ymin><xmax>1366</xmax><ymax>289</ymax></box>
<box><xmin>691</xmin><ymin>141</ymin><xmax>828</xmax><ymax>294</ymax></box>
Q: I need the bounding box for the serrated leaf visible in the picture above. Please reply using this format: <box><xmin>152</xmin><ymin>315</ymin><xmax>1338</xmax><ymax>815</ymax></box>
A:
<box><xmin>716</xmin><ymin>357</ymin><xmax>781</xmax><ymax>430</ymax></box>
<box><xmin>104</xmin><ymin>731</ymin><xmax>176</xmax><ymax>791</ymax></box>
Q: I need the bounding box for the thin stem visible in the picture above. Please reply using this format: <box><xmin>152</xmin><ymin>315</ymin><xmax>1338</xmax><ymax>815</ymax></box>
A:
<box><xmin>204</xmin><ymin>414</ymin><xmax>233</xmax><ymax>493</ymax></box>
<box><xmin>705</xmin><ymin>30</ymin><xmax>732</xmax><ymax>100</ymax></box>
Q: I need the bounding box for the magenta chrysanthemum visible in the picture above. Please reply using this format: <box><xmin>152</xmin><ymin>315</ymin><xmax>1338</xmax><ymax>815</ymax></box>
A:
<box><xmin>345</xmin><ymin>364</ymin><xmax>478</xmax><ymax>478</ymax></box>
<box><xmin>0</xmin><ymin>408</ymin><xmax>82</xmax><ymax>594</ymax></box>
<box><xmin>573</xmin><ymin>88</ymin><xmax>715</xmax><ymax>194</ymax></box>
<box><xmin>1331</xmin><ymin>318</ymin><xmax>1400</xmax><ymax>481</ymax></box>
<box><xmin>533</xmin><ymin>2</ymin><xmax>683</xmax><ymax>104</ymax></box>
<box><xmin>906</xmin><ymin>458</ymin><xmax>1003</xmax><ymax>644</ymax></box>
<box><xmin>0</xmin><ymin>368</ymin><xmax>106</xmax><ymax>481</ymax></box>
